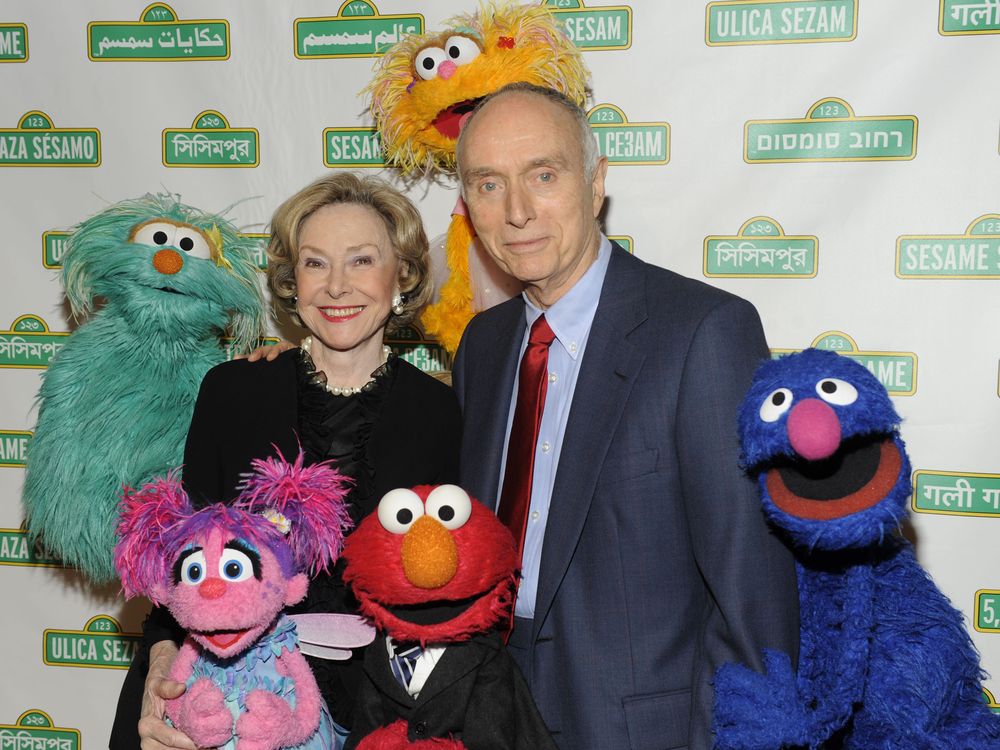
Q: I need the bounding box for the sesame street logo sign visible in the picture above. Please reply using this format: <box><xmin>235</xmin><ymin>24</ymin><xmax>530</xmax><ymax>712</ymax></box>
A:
<box><xmin>545</xmin><ymin>0</ymin><xmax>632</xmax><ymax>50</ymax></box>
<box><xmin>0</xmin><ymin>112</ymin><xmax>100</xmax><ymax>167</ymax></box>
<box><xmin>42</xmin><ymin>231</ymin><xmax>71</xmax><ymax>269</ymax></box>
<box><xmin>295</xmin><ymin>0</ymin><xmax>423</xmax><ymax>59</ymax></box>
<box><xmin>706</xmin><ymin>0</ymin><xmax>857</xmax><ymax>45</ymax></box>
<box><xmin>975</xmin><ymin>591</ymin><xmax>1000</xmax><ymax>633</ymax></box>
<box><xmin>0</xmin><ymin>711</ymin><xmax>79</xmax><ymax>750</ymax></box>
<box><xmin>896</xmin><ymin>214</ymin><xmax>1000</xmax><ymax>278</ymax></box>
<box><xmin>241</xmin><ymin>232</ymin><xmax>270</xmax><ymax>269</ymax></box>
<box><xmin>0</xmin><ymin>24</ymin><xmax>28</xmax><ymax>61</ymax></box>
<box><xmin>912</xmin><ymin>471</ymin><xmax>1000</xmax><ymax>517</ymax></box>
<box><xmin>0</xmin><ymin>529</ymin><xmax>62</xmax><ymax>567</ymax></box>
<box><xmin>324</xmin><ymin>127</ymin><xmax>385</xmax><ymax>168</ymax></box>
<box><xmin>588</xmin><ymin>105</ymin><xmax>668</xmax><ymax>165</ymax></box>
<box><xmin>0</xmin><ymin>316</ymin><xmax>67</xmax><ymax>369</ymax></box>
<box><xmin>43</xmin><ymin>616</ymin><xmax>141</xmax><ymax>670</ymax></box>
<box><xmin>163</xmin><ymin>111</ymin><xmax>259</xmax><ymax>167</ymax></box>
<box><xmin>745</xmin><ymin>98</ymin><xmax>917</xmax><ymax>163</ymax></box>
<box><xmin>704</xmin><ymin>217</ymin><xmax>817</xmax><ymax>277</ymax></box>
<box><xmin>773</xmin><ymin>332</ymin><xmax>917</xmax><ymax>395</ymax></box>
<box><xmin>940</xmin><ymin>0</ymin><xmax>1000</xmax><ymax>34</ymax></box>
<box><xmin>387</xmin><ymin>327</ymin><xmax>449</xmax><ymax>372</ymax></box>
<box><xmin>88</xmin><ymin>3</ymin><xmax>229</xmax><ymax>61</ymax></box>
<box><xmin>0</xmin><ymin>430</ymin><xmax>30</xmax><ymax>468</ymax></box>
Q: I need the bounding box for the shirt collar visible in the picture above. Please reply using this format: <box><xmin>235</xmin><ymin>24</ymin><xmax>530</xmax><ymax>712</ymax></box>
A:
<box><xmin>522</xmin><ymin>235</ymin><xmax>612</xmax><ymax>361</ymax></box>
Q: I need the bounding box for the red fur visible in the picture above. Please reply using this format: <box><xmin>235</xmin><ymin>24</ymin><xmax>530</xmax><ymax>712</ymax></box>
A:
<box><xmin>342</xmin><ymin>486</ymin><xmax>517</xmax><ymax>645</ymax></box>
<box><xmin>356</xmin><ymin>720</ymin><xmax>465</xmax><ymax>749</ymax></box>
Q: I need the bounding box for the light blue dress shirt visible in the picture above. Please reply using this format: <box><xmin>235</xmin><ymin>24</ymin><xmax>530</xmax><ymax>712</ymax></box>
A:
<box><xmin>497</xmin><ymin>235</ymin><xmax>613</xmax><ymax>619</ymax></box>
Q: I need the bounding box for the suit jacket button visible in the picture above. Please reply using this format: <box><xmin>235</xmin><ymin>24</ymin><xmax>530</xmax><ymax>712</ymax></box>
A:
<box><xmin>414</xmin><ymin>721</ymin><xmax>428</xmax><ymax>736</ymax></box>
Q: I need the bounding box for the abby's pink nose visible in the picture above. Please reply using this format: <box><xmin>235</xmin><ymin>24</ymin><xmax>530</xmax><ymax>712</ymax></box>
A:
<box><xmin>438</xmin><ymin>60</ymin><xmax>457</xmax><ymax>79</ymax></box>
<box><xmin>786</xmin><ymin>398</ymin><xmax>842</xmax><ymax>461</ymax></box>
<box><xmin>199</xmin><ymin>578</ymin><xmax>226</xmax><ymax>600</ymax></box>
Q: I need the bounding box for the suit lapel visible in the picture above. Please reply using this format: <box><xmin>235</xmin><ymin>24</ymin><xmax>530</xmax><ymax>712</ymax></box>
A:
<box><xmin>412</xmin><ymin>637</ymin><xmax>491</xmax><ymax>706</ymax></box>
<box><xmin>533</xmin><ymin>247</ymin><xmax>648</xmax><ymax>632</ymax></box>
<box><xmin>461</xmin><ymin>300</ymin><xmax>525</xmax><ymax>509</ymax></box>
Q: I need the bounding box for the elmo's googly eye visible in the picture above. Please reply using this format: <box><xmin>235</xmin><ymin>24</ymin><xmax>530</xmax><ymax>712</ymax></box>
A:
<box><xmin>179</xmin><ymin>550</ymin><xmax>207</xmax><ymax>585</ymax></box>
<box><xmin>174</xmin><ymin>227</ymin><xmax>212</xmax><ymax>260</ymax></box>
<box><xmin>443</xmin><ymin>36</ymin><xmax>481</xmax><ymax>65</ymax></box>
<box><xmin>132</xmin><ymin>221</ymin><xmax>178</xmax><ymax>249</ymax></box>
<box><xmin>816</xmin><ymin>378</ymin><xmax>858</xmax><ymax>406</ymax></box>
<box><xmin>219</xmin><ymin>549</ymin><xmax>254</xmax><ymax>582</ymax></box>
<box><xmin>759</xmin><ymin>388</ymin><xmax>793</xmax><ymax>422</ymax></box>
<box><xmin>425</xmin><ymin>485</ymin><xmax>472</xmax><ymax>530</ymax></box>
<box><xmin>378</xmin><ymin>488</ymin><xmax>425</xmax><ymax>533</ymax></box>
<box><xmin>414</xmin><ymin>47</ymin><xmax>448</xmax><ymax>80</ymax></box>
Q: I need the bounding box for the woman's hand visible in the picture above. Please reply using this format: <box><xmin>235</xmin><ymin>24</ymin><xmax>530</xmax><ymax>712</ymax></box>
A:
<box><xmin>139</xmin><ymin>641</ymin><xmax>197</xmax><ymax>750</ymax></box>
<box><xmin>238</xmin><ymin>340</ymin><xmax>296</xmax><ymax>362</ymax></box>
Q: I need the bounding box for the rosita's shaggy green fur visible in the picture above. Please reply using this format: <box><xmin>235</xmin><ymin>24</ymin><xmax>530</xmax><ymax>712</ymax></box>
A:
<box><xmin>22</xmin><ymin>194</ymin><xmax>265</xmax><ymax>582</ymax></box>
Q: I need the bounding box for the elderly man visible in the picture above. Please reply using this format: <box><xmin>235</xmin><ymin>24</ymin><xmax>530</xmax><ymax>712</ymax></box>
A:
<box><xmin>451</xmin><ymin>82</ymin><xmax>799</xmax><ymax>750</ymax></box>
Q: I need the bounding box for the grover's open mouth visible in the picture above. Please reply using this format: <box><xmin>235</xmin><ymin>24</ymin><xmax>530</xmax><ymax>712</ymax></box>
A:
<box><xmin>764</xmin><ymin>435</ymin><xmax>902</xmax><ymax>520</ymax></box>
<box><xmin>431</xmin><ymin>99</ymin><xmax>481</xmax><ymax>139</ymax></box>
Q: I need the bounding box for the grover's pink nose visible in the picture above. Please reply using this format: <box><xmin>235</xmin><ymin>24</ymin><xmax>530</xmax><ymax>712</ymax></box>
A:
<box><xmin>786</xmin><ymin>398</ymin><xmax>842</xmax><ymax>461</ymax></box>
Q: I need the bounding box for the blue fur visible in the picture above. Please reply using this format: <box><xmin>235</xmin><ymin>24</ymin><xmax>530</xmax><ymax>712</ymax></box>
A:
<box><xmin>714</xmin><ymin>348</ymin><xmax>1000</xmax><ymax>749</ymax></box>
<box><xmin>22</xmin><ymin>194</ymin><xmax>264</xmax><ymax>583</ymax></box>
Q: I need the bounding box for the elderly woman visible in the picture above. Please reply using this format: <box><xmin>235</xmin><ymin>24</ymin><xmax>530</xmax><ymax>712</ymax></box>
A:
<box><xmin>111</xmin><ymin>173</ymin><xmax>461</xmax><ymax>750</ymax></box>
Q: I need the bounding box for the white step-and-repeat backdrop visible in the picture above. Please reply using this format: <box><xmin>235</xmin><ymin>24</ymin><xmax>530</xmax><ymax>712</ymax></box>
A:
<box><xmin>2</xmin><ymin>1</ymin><xmax>999</xmax><ymax>745</ymax></box>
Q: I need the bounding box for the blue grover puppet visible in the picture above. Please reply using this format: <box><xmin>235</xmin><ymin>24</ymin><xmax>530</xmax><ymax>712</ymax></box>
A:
<box><xmin>713</xmin><ymin>348</ymin><xmax>1000</xmax><ymax>750</ymax></box>
<box><xmin>22</xmin><ymin>195</ymin><xmax>264</xmax><ymax>582</ymax></box>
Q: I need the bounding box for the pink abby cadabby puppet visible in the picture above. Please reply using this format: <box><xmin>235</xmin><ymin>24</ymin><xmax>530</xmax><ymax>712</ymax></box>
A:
<box><xmin>115</xmin><ymin>453</ymin><xmax>353</xmax><ymax>750</ymax></box>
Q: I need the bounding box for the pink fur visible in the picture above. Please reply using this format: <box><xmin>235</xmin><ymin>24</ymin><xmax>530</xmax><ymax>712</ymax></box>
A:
<box><xmin>235</xmin><ymin>650</ymin><xmax>322</xmax><ymax>750</ymax></box>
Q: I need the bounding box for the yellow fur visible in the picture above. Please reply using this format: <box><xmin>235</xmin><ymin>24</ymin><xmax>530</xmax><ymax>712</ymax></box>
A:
<box><xmin>420</xmin><ymin>213</ymin><xmax>476</xmax><ymax>354</ymax></box>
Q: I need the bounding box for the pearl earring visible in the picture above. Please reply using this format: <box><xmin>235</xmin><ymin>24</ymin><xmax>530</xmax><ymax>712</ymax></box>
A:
<box><xmin>391</xmin><ymin>293</ymin><xmax>405</xmax><ymax>315</ymax></box>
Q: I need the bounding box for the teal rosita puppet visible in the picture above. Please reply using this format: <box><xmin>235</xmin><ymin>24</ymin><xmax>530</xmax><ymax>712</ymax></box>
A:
<box><xmin>22</xmin><ymin>195</ymin><xmax>264</xmax><ymax>582</ymax></box>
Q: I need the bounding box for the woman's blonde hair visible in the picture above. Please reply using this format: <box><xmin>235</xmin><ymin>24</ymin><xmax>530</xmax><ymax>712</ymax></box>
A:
<box><xmin>267</xmin><ymin>172</ymin><xmax>430</xmax><ymax>334</ymax></box>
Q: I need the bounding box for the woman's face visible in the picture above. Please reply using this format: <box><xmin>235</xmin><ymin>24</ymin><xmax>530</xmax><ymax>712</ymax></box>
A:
<box><xmin>294</xmin><ymin>202</ymin><xmax>400</xmax><ymax>356</ymax></box>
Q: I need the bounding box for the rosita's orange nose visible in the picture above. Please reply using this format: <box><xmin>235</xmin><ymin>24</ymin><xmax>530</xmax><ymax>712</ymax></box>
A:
<box><xmin>402</xmin><ymin>516</ymin><xmax>458</xmax><ymax>589</ymax></box>
<box><xmin>153</xmin><ymin>248</ymin><xmax>183</xmax><ymax>275</ymax></box>
<box><xmin>198</xmin><ymin>578</ymin><xmax>226</xmax><ymax>600</ymax></box>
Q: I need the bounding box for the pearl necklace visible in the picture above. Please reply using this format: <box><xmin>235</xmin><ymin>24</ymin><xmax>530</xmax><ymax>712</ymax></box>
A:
<box><xmin>300</xmin><ymin>336</ymin><xmax>391</xmax><ymax>396</ymax></box>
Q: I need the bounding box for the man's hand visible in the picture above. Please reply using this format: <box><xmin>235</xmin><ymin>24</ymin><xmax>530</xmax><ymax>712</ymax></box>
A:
<box><xmin>236</xmin><ymin>340</ymin><xmax>296</xmax><ymax>362</ymax></box>
<box><xmin>139</xmin><ymin>641</ymin><xmax>197</xmax><ymax>750</ymax></box>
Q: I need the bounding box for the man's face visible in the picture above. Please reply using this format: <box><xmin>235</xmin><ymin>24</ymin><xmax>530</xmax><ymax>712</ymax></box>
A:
<box><xmin>459</xmin><ymin>92</ymin><xmax>608</xmax><ymax>306</ymax></box>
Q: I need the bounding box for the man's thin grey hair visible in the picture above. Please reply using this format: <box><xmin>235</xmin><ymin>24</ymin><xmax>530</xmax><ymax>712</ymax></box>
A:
<box><xmin>456</xmin><ymin>82</ymin><xmax>599</xmax><ymax>193</ymax></box>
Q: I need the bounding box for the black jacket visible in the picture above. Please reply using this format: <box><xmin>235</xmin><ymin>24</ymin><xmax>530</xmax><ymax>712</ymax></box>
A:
<box><xmin>346</xmin><ymin>632</ymin><xmax>556</xmax><ymax>750</ymax></box>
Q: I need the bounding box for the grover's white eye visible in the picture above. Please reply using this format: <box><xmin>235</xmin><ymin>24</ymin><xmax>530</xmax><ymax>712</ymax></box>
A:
<box><xmin>759</xmin><ymin>388</ymin><xmax>793</xmax><ymax>422</ymax></box>
<box><xmin>219</xmin><ymin>549</ymin><xmax>254</xmax><ymax>582</ymax></box>
<box><xmin>179</xmin><ymin>550</ymin><xmax>207</xmax><ymax>585</ymax></box>
<box><xmin>425</xmin><ymin>485</ymin><xmax>472</xmax><ymax>530</ymax></box>
<box><xmin>132</xmin><ymin>221</ymin><xmax>177</xmax><ymax>248</ymax></box>
<box><xmin>414</xmin><ymin>46</ymin><xmax>448</xmax><ymax>80</ymax></box>
<box><xmin>816</xmin><ymin>378</ymin><xmax>858</xmax><ymax>406</ymax></box>
<box><xmin>174</xmin><ymin>227</ymin><xmax>213</xmax><ymax>261</ymax></box>
<box><xmin>378</xmin><ymin>488</ymin><xmax>425</xmax><ymax>534</ymax></box>
<box><xmin>443</xmin><ymin>36</ymin><xmax>481</xmax><ymax>65</ymax></box>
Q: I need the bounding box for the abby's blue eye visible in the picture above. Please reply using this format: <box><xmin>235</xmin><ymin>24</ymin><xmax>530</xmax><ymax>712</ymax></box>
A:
<box><xmin>219</xmin><ymin>548</ymin><xmax>254</xmax><ymax>582</ymax></box>
<box><xmin>179</xmin><ymin>550</ymin><xmax>207</xmax><ymax>585</ymax></box>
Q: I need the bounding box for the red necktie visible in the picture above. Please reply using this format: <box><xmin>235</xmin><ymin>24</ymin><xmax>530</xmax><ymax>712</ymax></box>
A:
<box><xmin>498</xmin><ymin>314</ymin><xmax>556</xmax><ymax>564</ymax></box>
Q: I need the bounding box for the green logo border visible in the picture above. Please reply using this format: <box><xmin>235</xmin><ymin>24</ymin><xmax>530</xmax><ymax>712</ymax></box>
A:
<box><xmin>323</xmin><ymin>126</ymin><xmax>384</xmax><ymax>168</ymax></box>
<box><xmin>911</xmin><ymin>470</ymin><xmax>1000</xmax><ymax>519</ymax></box>
<box><xmin>293</xmin><ymin>0</ymin><xmax>426</xmax><ymax>60</ymax></box>
<box><xmin>705</xmin><ymin>0</ymin><xmax>858</xmax><ymax>47</ymax></box>
<box><xmin>2</xmin><ymin>710</ymin><xmax>80</xmax><ymax>745</ymax></box>
<box><xmin>42</xmin><ymin>230</ymin><xmax>72</xmax><ymax>270</ymax></box>
<box><xmin>545</xmin><ymin>1</ymin><xmax>634</xmax><ymax>52</ymax></box>
<box><xmin>161</xmin><ymin>110</ymin><xmax>260</xmax><ymax>168</ymax></box>
<box><xmin>703</xmin><ymin>216</ymin><xmax>818</xmax><ymax>278</ymax></box>
<box><xmin>0</xmin><ymin>430</ymin><xmax>31</xmax><ymax>468</ymax></box>
<box><xmin>771</xmin><ymin>330</ymin><xmax>918</xmax><ymax>396</ymax></box>
<box><xmin>0</xmin><ymin>314</ymin><xmax>69</xmax><ymax>370</ymax></box>
<box><xmin>87</xmin><ymin>2</ymin><xmax>231</xmax><ymax>62</ymax></box>
<box><xmin>42</xmin><ymin>615</ymin><xmax>141</xmax><ymax>670</ymax></box>
<box><xmin>975</xmin><ymin>589</ymin><xmax>1000</xmax><ymax>633</ymax></box>
<box><xmin>0</xmin><ymin>111</ymin><xmax>102</xmax><ymax>168</ymax></box>
<box><xmin>587</xmin><ymin>104</ymin><xmax>669</xmax><ymax>166</ymax></box>
<box><xmin>0</xmin><ymin>23</ymin><xmax>29</xmax><ymax>62</ymax></box>
<box><xmin>939</xmin><ymin>0</ymin><xmax>1000</xmax><ymax>36</ymax></box>
<box><xmin>744</xmin><ymin>97</ymin><xmax>918</xmax><ymax>164</ymax></box>
<box><xmin>0</xmin><ymin>529</ymin><xmax>66</xmax><ymax>568</ymax></box>
<box><xmin>895</xmin><ymin>213</ymin><xmax>1000</xmax><ymax>279</ymax></box>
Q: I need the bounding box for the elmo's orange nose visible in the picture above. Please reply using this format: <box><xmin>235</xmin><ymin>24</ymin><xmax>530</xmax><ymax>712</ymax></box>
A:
<box><xmin>199</xmin><ymin>578</ymin><xmax>226</xmax><ymax>599</ymax></box>
<box><xmin>153</xmin><ymin>248</ymin><xmax>183</xmax><ymax>275</ymax></box>
<box><xmin>402</xmin><ymin>516</ymin><xmax>458</xmax><ymax>589</ymax></box>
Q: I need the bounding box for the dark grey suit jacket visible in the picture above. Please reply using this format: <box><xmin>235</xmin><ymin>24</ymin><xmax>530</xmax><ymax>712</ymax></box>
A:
<box><xmin>452</xmin><ymin>245</ymin><xmax>799</xmax><ymax>750</ymax></box>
